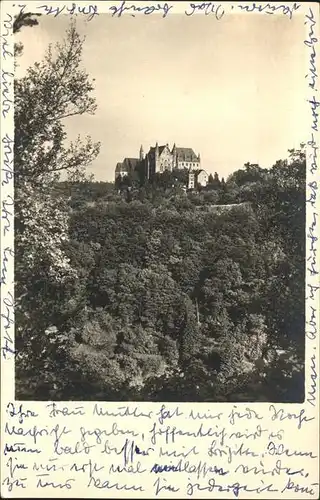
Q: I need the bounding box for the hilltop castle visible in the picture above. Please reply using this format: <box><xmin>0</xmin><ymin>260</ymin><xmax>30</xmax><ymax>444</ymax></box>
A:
<box><xmin>115</xmin><ymin>143</ymin><xmax>208</xmax><ymax>188</ymax></box>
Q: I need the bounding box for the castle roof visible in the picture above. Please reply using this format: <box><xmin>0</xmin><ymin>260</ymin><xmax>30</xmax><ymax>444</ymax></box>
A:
<box><xmin>147</xmin><ymin>144</ymin><xmax>199</xmax><ymax>160</ymax></box>
<box><xmin>115</xmin><ymin>158</ymin><xmax>140</xmax><ymax>174</ymax></box>
<box><xmin>175</xmin><ymin>147</ymin><xmax>199</xmax><ymax>162</ymax></box>
<box><xmin>148</xmin><ymin>145</ymin><xmax>168</xmax><ymax>157</ymax></box>
<box><xmin>123</xmin><ymin>157</ymin><xmax>140</xmax><ymax>169</ymax></box>
<box><xmin>116</xmin><ymin>144</ymin><xmax>201</xmax><ymax>174</ymax></box>
<box><xmin>115</xmin><ymin>162</ymin><xmax>124</xmax><ymax>173</ymax></box>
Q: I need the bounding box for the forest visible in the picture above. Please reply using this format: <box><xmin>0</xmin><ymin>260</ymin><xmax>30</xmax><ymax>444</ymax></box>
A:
<box><xmin>13</xmin><ymin>18</ymin><xmax>305</xmax><ymax>402</ymax></box>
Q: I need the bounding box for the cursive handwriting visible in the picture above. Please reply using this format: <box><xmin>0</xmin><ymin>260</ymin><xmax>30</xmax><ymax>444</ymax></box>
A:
<box><xmin>5</xmin><ymin>422</ymin><xmax>71</xmax><ymax>446</ymax></box>
<box><xmin>47</xmin><ymin>402</ymin><xmax>85</xmax><ymax>418</ymax></box>
<box><xmin>307</xmin><ymin>282</ymin><xmax>320</xmax><ymax>300</ymax></box>
<box><xmin>1</xmin><ymin>133</ymin><xmax>14</xmax><ymax>186</ymax></box>
<box><xmin>304</xmin><ymin>7</ymin><xmax>318</xmax><ymax>91</ymax></box>
<box><xmin>308</xmin><ymin>96</ymin><xmax>320</xmax><ymax>132</ymax></box>
<box><xmin>0</xmin><ymin>13</ymin><xmax>14</xmax><ymax>59</ymax></box>
<box><xmin>2</xmin><ymin>476</ymin><xmax>27</xmax><ymax>492</ymax></box>
<box><xmin>267</xmin><ymin>441</ymin><xmax>317</xmax><ymax>459</ymax></box>
<box><xmin>88</xmin><ymin>474</ymin><xmax>144</xmax><ymax>491</ymax></box>
<box><xmin>235</xmin><ymin>459</ymin><xmax>308</xmax><ymax>478</ymax></box>
<box><xmin>189</xmin><ymin>408</ymin><xmax>223</xmax><ymax>421</ymax></box>
<box><xmin>269</xmin><ymin>405</ymin><xmax>314</xmax><ymax>429</ymax></box>
<box><xmin>154</xmin><ymin>477</ymin><xmax>180</xmax><ymax>495</ymax></box>
<box><xmin>93</xmin><ymin>403</ymin><xmax>152</xmax><ymax>419</ymax></box>
<box><xmin>308</xmin><ymin>133</ymin><xmax>318</xmax><ymax>175</ymax></box>
<box><xmin>306</xmin><ymin>305</ymin><xmax>317</xmax><ymax>340</ymax></box>
<box><xmin>151</xmin><ymin>459</ymin><xmax>228</xmax><ymax>478</ymax></box>
<box><xmin>305</xmin><ymin>3</ymin><xmax>318</xmax><ymax>426</ymax></box>
<box><xmin>281</xmin><ymin>478</ymin><xmax>319</xmax><ymax>496</ymax></box>
<box><xmin>7</xmin><ymin>403</ymin><xmax>38</xmax><ymax>425</ymax></box>
<box><xmin>306</xmin><ymin>353</ymin><xmax>317</xmax><ymax>407</ymax></box>
<box><xmin>228</xmin><ymin>406</ymin><xmax>263</xmax><ymax>425</ymax></box>
<box><xmin>1</xmin><ymin>290</ymin><xmax>15</xmax><ymax>358</ymax></box>
<box><xmin>80</xmin><ymin>423</ymin><xmax>139</xmax><ymax>446</ymax></box>
<box><xmin>157</xmin><ymin>404</ymin><xmax>183</xmax><ymax>424</ymax></box>
<box><xmin>237</xmin><ymin>2</ymin><xmax>300</xmax><ymax>19</ymax></box>
<box><xmin>36</xmin><ymin>477</ymin><xmax>75</xmax><ymax>489</ymax></box>
<box><xmin>36</xmin><ymin>3</ymin><xmax>99</xmax><ymax>21</ymax></box>
<box><xmin>1</xmin><ymin>194</ymin><xmax>13</xmax><ymax>237</ymax></box>
<box><xmin>307</xmin><ymin>211</ymin><xmax>318</xmax><ymax>276</ymax></box>
<box><xmin>306</xmin><ymin>180</ymin><xmax>317</xmax><ymax>208</ymax></box>
<box><xmin>208</xmin><ymin>440</ymin><xmax>259</xmax><ymax>464</ymax></box>
<box><xmin>100</xmin><ymin>437</ymin><xmax>153</xmax><ymax>467</ymax></box>
<box><xmin>185</xmin><ymin>2</ymin><xmax>225</xmax><ymax>20</ymax></box>
<box><xmin>186</xmin><ymin>477</ymin><xmax>278</xmax><ymax>497</ymax></box>
<box><xmin>2</xmin><ymin>402</ymin><xmax>319</xmax><ymax>496</ymax></box>
<box><xmin>109</xmin><ymin>1</ymin><xmax>173</xmax><ymax>18</ymax></box>
<box><xmin>1</xmin><ymin>69</ymin><xmax>14</xmax><ymax>119</ymax></box>
<box><xmin>1</xmin><ymin>246</ymin><xmax>14</xmax><ymax>286</ymax></box>
<box><xmin>4</xmin><ymin>442</ymin><xmax>41</xmax><ymax>455</ymax></box>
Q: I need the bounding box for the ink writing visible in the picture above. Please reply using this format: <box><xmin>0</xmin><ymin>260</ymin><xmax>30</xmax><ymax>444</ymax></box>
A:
<box><xmin>109</xmin><ymin>1</ymin><xmax>173</xmax><ymax>18</ymax></box>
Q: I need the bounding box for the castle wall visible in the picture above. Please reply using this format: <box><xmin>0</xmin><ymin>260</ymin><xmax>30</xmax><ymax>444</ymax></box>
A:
<box><xmin>155</xmin><ymin>147</ymin><xmax>173</xmax><ymax>173</ymax></box>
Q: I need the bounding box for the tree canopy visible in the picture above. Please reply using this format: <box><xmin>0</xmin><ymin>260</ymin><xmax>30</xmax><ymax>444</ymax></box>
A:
<box><xmin>15</xmin><ymin>23</ymin><xmax>305</xmax><ymax>403</ymax></box>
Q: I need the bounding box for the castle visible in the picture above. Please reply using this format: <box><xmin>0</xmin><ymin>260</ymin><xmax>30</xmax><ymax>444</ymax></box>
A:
<box><xmin>115</xmin><ymin>143</ymin><xmax>208</xmax><ymax>188</ymax></box>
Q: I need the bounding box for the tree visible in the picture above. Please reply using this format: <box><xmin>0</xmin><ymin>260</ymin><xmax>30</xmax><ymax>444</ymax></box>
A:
<box><xmin>208</xmin><ymin>171</ymin><xmax>221</xmax><ymax>190</ymax></box>
<box><xmin>13</xmin><ymin>10</ymin><xmax>42</xmax><ymax>59</ymax></box>
<box><xmin>13</xmin><ymin>11</ymin><xmax>41</xmax><ymax>34</ymax></box>
<box><xmin>15</xmin><ymin>26</ymin><xmax>100</xmax><ymax>183</ymax></box>
<box><xmin>15</xmin><ymin>23</ymin><xmax>100</xmax><ymax>398</ymax></box>
<box><xmin>228</xmin><ymin>163</ymin><xmax>267</xmax><ymax>187</ymax></box>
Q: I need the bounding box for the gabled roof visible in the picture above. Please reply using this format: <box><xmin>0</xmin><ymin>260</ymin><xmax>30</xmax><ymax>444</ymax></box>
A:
<box><xmin>147</xmin><ymin>145</ymin><xmax>168</xmax><ymax>157</ymax></box>
<box><xmin>147</xmin><ymin>144</ymin><xmax>199</xmax><ymax>160</ymax></box>
<box><xmin>115</xmin><ymin>158</ymin><xmax>141</xmax><ymax>173</ymax></box>
<box><xmin>115</xmin><ymin>162</ymin><xmax>124</xmax><ymax>173</ymax></box>
<box><xmin>175</xmin><ymin>147</ymin><xmax>199</xmax><ymax>161</ymax></box>
<box><xmin>189</xmin><ymin>169</ymin><xmax>208</xmax><ymax>178</ymax></box>
<box><xmin>158</xmin><ymin>145</ymin><xmax>169</xmax><ymax>155</ymax></box>
<box><xmin>147</xmin><ymin>147</ymin><xmax>156</xmax><ymax>157</ymax></box>
<box><xmin>123</xmin><ymin>157</ymin><xmax>140</xmax><ymax>170</ymax></box>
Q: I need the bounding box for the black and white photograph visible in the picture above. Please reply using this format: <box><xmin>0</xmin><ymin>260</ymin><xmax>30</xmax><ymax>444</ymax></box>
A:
<box><xmin>13</xmin><ymin>5</ymin><xmax>306</xmax><ymax>403</ymax></box>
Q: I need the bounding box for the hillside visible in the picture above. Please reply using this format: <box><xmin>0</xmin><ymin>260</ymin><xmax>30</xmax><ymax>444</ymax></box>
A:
<box><xmin>16</xmin><ymin>155</ymin><xmax>305</xmax><ymax>402</ymax></box>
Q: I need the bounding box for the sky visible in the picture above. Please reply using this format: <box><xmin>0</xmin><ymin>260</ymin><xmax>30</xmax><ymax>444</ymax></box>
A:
<box><xmin>16</xmin><ymin>8</ymin><xmax>307</xmax><ymax>182</ymax></box>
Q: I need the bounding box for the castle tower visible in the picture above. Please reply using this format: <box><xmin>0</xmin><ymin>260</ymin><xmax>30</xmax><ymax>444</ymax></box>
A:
<box><xmin>139</xmin><ymin>144</ymin><xmax>144</xmax><ymax>161</ymax></box>
<box><xmin>146</xmin><ymin>154</ymin><xmax>150</xmax><ymax>180</ymax></box>
<box><xmin>155</xmin><ymin>142</ymin><xmax>159</xmax><ymax>172</ymax></box>
<box><xmin>172</xmin><ymin>143</ymin><xmax>176</xmax><ymax>169</ymax></box>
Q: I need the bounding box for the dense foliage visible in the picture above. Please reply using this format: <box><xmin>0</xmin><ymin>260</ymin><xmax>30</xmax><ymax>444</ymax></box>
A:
<box><xmin>14</xmin><ymin>24</ymin><xmax>305</xmax><ymax>402</ymax></box>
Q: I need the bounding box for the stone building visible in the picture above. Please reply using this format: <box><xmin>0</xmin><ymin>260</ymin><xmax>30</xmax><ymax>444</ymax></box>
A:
<box><xmin>172</xmin><ymin>144</ymin><xmax>201</xmax><ymax>170</ymax></box>
<box><xmin>188</xmin><ymin>169</ymin><xmax>209</xmax><ymax>189</ymax></box>
<box><xmin>197</xmin><ymin>170</ymin><xmax>209</xmax><ymax>186</ymax></box>
<box><xmin>114</xmin><ymin>157</ymin><xmax>141</xmax><ymax>182</ymax></box>
<box><xmin>144</xmin><ymin>143</ymin><xmax>201</xmax><ymax>178</ymax></box>
<box><xmin>115</xmin><ymin>143</ymin><xmax>202</xmax><ymax>183</ymax></box>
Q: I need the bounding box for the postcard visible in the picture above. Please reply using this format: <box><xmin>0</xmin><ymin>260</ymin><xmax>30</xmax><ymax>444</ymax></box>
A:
<box><xmin>1</xmin><ymin>1</ymin><xmax>319</xmax><ymax>498</ymax></box>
